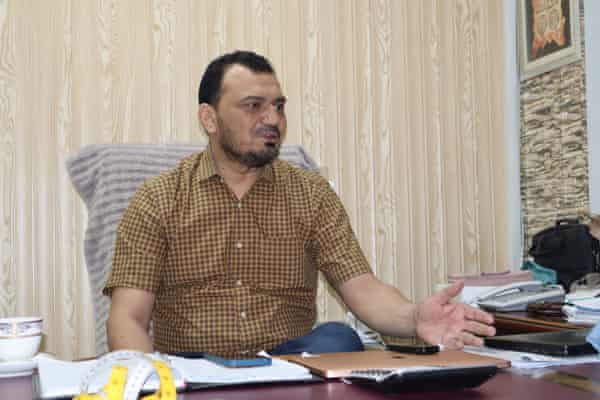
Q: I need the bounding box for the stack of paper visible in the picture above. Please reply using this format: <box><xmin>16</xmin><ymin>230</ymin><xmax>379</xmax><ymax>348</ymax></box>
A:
<box><xmin>171</xmin><ymin>356</ymin><xmax>312</xmax><ymax>384</ymax></box>
<box><xmin>36</xmin><ymin>355</ymin><xmax>313</xmax><ymax>399</ymax></box>
<box><xmin>448</xmin><ymin>270</ymin><xmax>534</xmax><ymax>286</ymax></box>
<box><xmin>563</xmin><ymin>295</ymin><xmax>600</xmax><ymax>325</ymax></box>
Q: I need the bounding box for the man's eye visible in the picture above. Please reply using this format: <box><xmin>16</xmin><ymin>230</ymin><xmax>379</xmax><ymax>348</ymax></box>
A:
<box><xmin>246</xmin><ymin>102</ymin><xmax>260</xmax><ymax>111</ymax></box>
<box><xmin>276</xmin><ymin>103</ymin><xmax>285</xmax><ymax>113</ymax></box>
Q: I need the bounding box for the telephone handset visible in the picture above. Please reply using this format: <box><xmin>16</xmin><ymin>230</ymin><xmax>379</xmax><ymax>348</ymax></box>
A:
<box><xmin>476</xmin><ymin>281</ymin><xmax>565</xmax><ymax>312</ymax></box>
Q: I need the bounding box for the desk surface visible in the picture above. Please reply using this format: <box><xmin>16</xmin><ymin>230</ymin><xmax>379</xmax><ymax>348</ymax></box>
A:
<box><xmin>2</xmin><ymin>364</ymin><xmax>600</xmax><ymax>400</ymax></box>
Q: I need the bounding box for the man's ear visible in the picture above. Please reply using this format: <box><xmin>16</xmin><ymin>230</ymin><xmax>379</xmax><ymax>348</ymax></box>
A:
<box><xmin>198</xmin><ymin>103</ymin><xmax>217</xmax><ymax>135</ymax></box>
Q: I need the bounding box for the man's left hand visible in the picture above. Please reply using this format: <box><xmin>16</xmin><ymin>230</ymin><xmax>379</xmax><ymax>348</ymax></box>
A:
<box><xmin>415</xmin><ymin>281</ymin><xmax>495</xmax><ymax>349</ymax></box>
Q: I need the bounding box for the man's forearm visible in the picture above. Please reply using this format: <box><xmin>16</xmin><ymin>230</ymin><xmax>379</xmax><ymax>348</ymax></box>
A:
<box><xmin>339</xmin><ymin>274</ymin><xmax>419</xmax><ymax>337</ymax></box>
<box><xmin>107</xmin><ymin>316</ymin><xmax>153</xmax><ymax>353</ymax></box>
<box><xmin>355</xmin><ymin>287</ymin><xmax>419</xmax><ymax>337</ymax></box>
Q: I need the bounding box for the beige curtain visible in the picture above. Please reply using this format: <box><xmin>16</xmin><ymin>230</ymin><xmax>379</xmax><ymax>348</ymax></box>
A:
<box><xmin>0</xmin><ymin>0</ymin><xmax>508</xmax><ymax>360</ymax></box>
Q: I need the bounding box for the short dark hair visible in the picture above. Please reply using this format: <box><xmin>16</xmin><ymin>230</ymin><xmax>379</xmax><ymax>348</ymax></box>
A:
<box><xmin>198</xmin><ymin>50</ymin><xmax>275</xmax><ymax>106</ymax></box>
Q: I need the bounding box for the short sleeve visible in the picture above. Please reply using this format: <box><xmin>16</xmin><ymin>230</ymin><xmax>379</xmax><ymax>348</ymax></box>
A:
<box><xmin>311</xmin><ymin>182</ymin><xmax>372</xmax><ymax>287</ymax></box>
<box><xmin>103</xmin><ymin>182</ymin><xmax>168</xmax><ymax>296</ymax></box>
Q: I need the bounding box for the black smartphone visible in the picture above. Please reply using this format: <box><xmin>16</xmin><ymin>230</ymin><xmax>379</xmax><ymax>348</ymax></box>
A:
<box><xmin>385</xmin><ymin>338</ymin><xmax>440</xmax><ymax>355</ymax></box>
<box><xmin>203</xmin><ymin>353</ymin><xmax>272</xmax><ymax>368</ymax></box>
<box><xmin>169</xmin><ymin>351</ymin><xmax>272</xmax><ymax>368</ymax></box>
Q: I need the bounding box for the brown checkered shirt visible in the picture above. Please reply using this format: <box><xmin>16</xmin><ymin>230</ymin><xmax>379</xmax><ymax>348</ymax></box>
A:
<box><xmin>104</xmin><ymin>150</ymin><xmax>371</xmax><ymax>357</ymax></box>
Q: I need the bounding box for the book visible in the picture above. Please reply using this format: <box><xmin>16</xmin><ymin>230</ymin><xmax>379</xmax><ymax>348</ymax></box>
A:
<box><xmin>36</xmin><ymin>354</ymin><xmax>313</xmax><ymax>399</ymax></box>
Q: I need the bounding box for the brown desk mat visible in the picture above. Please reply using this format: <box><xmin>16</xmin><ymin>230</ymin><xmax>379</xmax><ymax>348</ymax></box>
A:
<box><xmin>279</xmin><ymin>350</ymin><xmax>510</xmax><ymax>378</ymax></box>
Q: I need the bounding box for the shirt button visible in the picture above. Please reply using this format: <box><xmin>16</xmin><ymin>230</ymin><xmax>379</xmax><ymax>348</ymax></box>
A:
<box><xmin>240</xmin><ymin>311</ymin><xmax>247</xmax><ymax>319</ymax></box>
<box><xmin>236</xmin><ymin>280</ymin><xmax>242</xmax><ymax>286</ymax></box>
<box><xmin>236</xmin><ymin>242</ymin><xmax>243</xmax><ymax>249</ymax></box>
<box><xmin>237</xmin><ymin>202</ymin><xmax>242</xmax><ymax>209</ymax></box>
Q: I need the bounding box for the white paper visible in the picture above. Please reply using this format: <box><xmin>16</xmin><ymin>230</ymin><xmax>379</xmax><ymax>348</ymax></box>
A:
<box><xmin>562</xmin><ymin>303</ymin><xmax>600</xmax><ymax>325</ymax></box>
<box><xmin>37</xmin><ymin>354</ymin><xmax>312</xmax><ymax>399</ymax></box>
<box><xmin>464</xmin><ymin>345</ymin><xmax>600</xmax><ymax>369</ymax></box>
<box><xmin>169</xmin><ymin>356</ymin><xmax>312</xmax><ymax>384</ymax></box>
<box><xmin>37</xmin><ymin>357</ymin><xmax>185</xmax><ymax>399</ymax></box>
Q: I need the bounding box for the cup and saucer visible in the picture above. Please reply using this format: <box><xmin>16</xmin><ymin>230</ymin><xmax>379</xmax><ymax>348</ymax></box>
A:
<box><xmin>0</xmin><ymin>316</ymin><xmax>44</xmax><ymax>378</ymax></box>
<box><xmin>0</xmin><ymin>358</ymin><xmax>38</xmax><ymax>378</ymax></box>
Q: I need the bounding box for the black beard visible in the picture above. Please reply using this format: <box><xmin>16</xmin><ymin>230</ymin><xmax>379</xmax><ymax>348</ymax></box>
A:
<box><xmin>220</xmin><ymin>133</ymin><xmax>280</xmax><ymax>168</ymax></box>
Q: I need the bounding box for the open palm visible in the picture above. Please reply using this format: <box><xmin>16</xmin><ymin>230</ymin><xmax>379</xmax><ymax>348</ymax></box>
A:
<box><xmin>415</xmin><ymin>281</ymin><xmax>495</xmax><ymax>349</ymax></box>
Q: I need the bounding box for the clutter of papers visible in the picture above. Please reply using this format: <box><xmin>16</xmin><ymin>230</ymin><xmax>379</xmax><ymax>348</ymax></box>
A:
<box><xmin>36</xmin><ymin>353</ymin><xmax>313</xmax><ymax>399</ymax></box>
<box><xmin>36</xmin><ymin>356</ymin><xmax>183</xmax><ymax>399</ymax></box>
<box><xmin>447</xmin><ymin>270</ymin><xmax>534</xmax><ymax>287</ymax></box>
<box><xmin>464</xmin><ymin>345</ymin><xmax>600</xmax><ymax>370</ymax></box>
<box><xmin>563</xmin><ymin>292</ymin><xmax>600</xmax><ymax>325</ymax></box>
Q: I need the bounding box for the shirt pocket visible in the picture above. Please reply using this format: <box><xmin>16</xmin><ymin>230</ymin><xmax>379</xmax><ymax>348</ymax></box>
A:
<box><xmin>252</xmin><ymin>214</ymin><xmax>309</xmax><ymax>289</ymax></box>
<box><xmin>165</xmin><ymin>209</ymin><xmax>231</xmax><ymax>288</ymax></box>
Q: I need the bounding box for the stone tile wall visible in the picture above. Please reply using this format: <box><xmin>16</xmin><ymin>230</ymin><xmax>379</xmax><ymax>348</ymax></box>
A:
<box><xmin>520</xmin><ymin>1</ymin><xmax>589</xmax><ymax>256</ymax></box>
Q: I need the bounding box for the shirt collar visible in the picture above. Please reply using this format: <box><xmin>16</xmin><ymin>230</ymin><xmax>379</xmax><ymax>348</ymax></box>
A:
<box><xmin>260</xmin><ymin>162</ymin><xmax>275</xmax><ymax>183</ymax></box>
<box><xmin>197</xmin><ymin>149</ymin><xmax>219</xmax><ymax>181</ymax></box>
<box><xmin>197</xmin><ymin>149</ymin><xmax>276</xmax><ymax>184</ymax></box>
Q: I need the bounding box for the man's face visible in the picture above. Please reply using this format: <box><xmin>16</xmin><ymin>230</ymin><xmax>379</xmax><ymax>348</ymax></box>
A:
<box><xmin>211</xmin><ymin>64</ymin><xmax>287</xmax><ymax>168</ymax></box>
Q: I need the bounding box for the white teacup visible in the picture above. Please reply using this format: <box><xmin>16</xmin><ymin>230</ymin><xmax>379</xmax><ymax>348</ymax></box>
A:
<box><xmin>0</xmin><ymin>316</ymin><xmax>43</xmax><ymax>338</ymax></box>
<box><xmin>0</xmin><ymin>317</ymin><xmax>43</xmax><ymax>361</ymax></box>
<box><xmin>0</xmin><ymin>335</ymin><xmax>42</xmax><ymax>361</ymax></box>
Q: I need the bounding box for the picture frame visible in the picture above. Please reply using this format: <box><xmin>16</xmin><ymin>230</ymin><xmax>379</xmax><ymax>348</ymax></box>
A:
<box><xmin>518</xmin><ymin>0</ymin><xmax>581</xmax><ymax>81</ymax></box>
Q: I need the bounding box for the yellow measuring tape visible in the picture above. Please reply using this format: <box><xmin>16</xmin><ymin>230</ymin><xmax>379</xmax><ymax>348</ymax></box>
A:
<box><xmin>143</xmin><ymin>361</ymin><xmax>176</xmax><ymax>400</ymax></box>
<box><xmin>73</xmin><ymin>353</ymin><xmax>176</xmax><ymax>400</ymax></box>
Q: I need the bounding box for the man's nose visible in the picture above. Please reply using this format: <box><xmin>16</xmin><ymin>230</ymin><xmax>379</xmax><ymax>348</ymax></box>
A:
<box><xmin>261</xmin><ymin>105</ymin><xmax>282</xmax><ymax>125</ymax></box>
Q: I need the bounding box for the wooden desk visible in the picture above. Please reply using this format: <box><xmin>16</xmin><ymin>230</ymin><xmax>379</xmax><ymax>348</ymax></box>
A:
<box><xmin>493</xmin><ymin>311</ymin><xmax>589</xmax><ymax>335</ymax></box>
<box><xmin>2</xmin><ymin>365</ymin><xmax>600</xmax><ymax>400</ymax></box>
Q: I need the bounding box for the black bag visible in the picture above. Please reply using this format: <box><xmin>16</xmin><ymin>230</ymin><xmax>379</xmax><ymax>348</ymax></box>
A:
<box><xmin>529</xmin><ymin>218</ymin><xmax>600</xmax><ymax>290</ymax></box>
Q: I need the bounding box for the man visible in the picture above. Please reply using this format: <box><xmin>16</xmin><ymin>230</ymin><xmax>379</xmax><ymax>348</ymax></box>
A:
<box><xmin>105</xmin><ymin>51</ymin><xmax>495</xmax><ymax>357</ymax></box>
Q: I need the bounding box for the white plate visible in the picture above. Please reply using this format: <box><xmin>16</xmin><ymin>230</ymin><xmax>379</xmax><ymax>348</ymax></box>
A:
<box><xmin>0</xmin><ymin>359</ymin><xmax>36</xmax><ymax>378</ymax></box>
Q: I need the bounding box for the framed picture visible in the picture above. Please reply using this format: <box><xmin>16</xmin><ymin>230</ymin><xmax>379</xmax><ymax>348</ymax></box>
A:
<box><xmin>518</xmin><ymin>0</ymin><xmax>581</xmax><ymax>81</ymax></box>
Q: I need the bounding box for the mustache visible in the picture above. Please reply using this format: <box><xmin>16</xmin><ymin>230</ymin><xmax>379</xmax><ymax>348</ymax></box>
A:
<box><xmin>256</xmin><ymin>126</ymin><xmax>280</xmax><ymax>137</ymax></box>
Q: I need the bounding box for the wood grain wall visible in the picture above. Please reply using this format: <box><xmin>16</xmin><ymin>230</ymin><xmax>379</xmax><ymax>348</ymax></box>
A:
<box><xmin>0</xmin><ymin>0</ymin><xmax>508</xmax><ymax>359</ymax></box>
